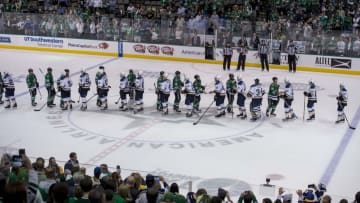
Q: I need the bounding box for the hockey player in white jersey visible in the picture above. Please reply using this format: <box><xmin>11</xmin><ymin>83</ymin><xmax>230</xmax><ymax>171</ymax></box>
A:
<box><xmin>59</xmin><ymin>69</ymin><xmax>73</xmax><ymax>110</ymax></box>
<box><xmin>119</xmin><ymin>72</ymin><xmax>129</xmax><ymax>111</ymax></box>
<box><xmin>79</xmin><ymin>69</ymin><xmax>91</xmax><ymax>111</ymax></box>
<box><xmin>210</xmin><ymin>75</ymin><xmax>226</xmax><ymax>118</ymax></box>
<box><xmin>134</xmin><ymin>71</ymin><xmax>144</xmax><ymax>113</ymax></box>
<box><xmin>159</xmin><ymin>73</ymin><xmax>172</xmax><ymax>115</ymax></box>
<box><xmin>236</xmin><ymin>75</ymin><xmax>247</xmax><ymax>119</ymax></box>
<box><xmin>97</xmin><ymin>68</ymin><xmax>110</xmax><ymax>110</ymax></box>
<box><xmin>281</xmin><ymin>78</ymin><xmax>296</xmax><ymax>121</ymax></box>
<box><xmin>335</xmin><ymin>83</ymin><xmax>348</xmax><ymax>123</ymax></box>
<box><xmin>247</xmin><ymin>78</ymin><xmax>265</xmax><ymax>121</ymax></box>
<box><xmin>183</xmin><ymin>75</ymin><xmax>195</xmax><ymax>117</ymax></box>
<box><xmin>2</xmin><ymin>72</ymin><xmax>17</xmax><ymax>109</ymax></box>
<box><xmin>304</xmin><ymin>79</ymin><xmax>317</xmax><ymax>120</ymax></box>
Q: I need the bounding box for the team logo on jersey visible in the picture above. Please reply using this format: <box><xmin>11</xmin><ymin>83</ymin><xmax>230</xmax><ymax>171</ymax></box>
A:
<box><xmin>133</xmin><ymin>44</ymin><xmax>146</xmax><ymax>53</ymax></box>
<box><xmin>330</xmin><ymin>58</ymin><xmax>351</xmax><ymax>69</ymax></box>
<box><xmin>161</xmin><ymin>46</ymin><xmax>174</xmax><ymax>55</ymax></box>
<box><xmin>98</xmin><ymin>42</ymin><xmax>109</xmax><ymax>49</ymax></box>
<box><xmin>147</xmin><ymin>45</ymin><xmax>160</xmax><ymax>54</ymax></box>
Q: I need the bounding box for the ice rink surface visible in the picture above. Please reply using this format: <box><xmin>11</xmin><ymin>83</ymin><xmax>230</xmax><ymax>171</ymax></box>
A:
<box><xmin>0</xmin><ymin>49</ymin><xmax>360</xmax><ymax>201</ymax></box>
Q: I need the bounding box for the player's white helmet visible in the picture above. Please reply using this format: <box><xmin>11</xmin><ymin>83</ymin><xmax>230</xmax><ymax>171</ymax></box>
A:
<box><xmin>339</xmin><ymin>83</ymin><xmax>345</xmax><ymax>89</ymax></box>
<box><xmin>215</xmin><ymin>75</ymin><xmax>221</xmax><ymax>81</ymax></box>
<box><xmin>184</xmin><ymin>74</ymin><xmax>189</xmax><ymax>81</ymax></box>
<box><xmin>81</xmin><ymin>68</ymin><xmax>86</xmax><ymax>73</ymax></box>
<box><xmin>284</xmin><ymin>77</ymin><xmax>289</xmax><ymax>83</ymax></box>
<box><xmin>137</xmin><ymin>71</ymin><xmax>143</xmax><ymax>76</ymax></box>
<box><xmin>237</xmin><ymin>74</ymin><xmax>243</xmax><ymax>81</ymax></box>
<box><xmin>120</xmin><ymin>72</ymin><xmax>125</xmax><ymax>77</ymax></box>
<box><xmin>164</xmin><ymin>73</ymin><xmax>169</xmax><ymax>79</ymax></box>
<box><xmin>308</xmin><ymin>79</ymin><xmax>314</xmax><ymax>84</ymax></box>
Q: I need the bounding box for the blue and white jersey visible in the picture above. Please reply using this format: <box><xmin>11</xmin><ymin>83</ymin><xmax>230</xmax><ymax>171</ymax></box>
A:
<box><xmin>339</xmin><ymin>87</ymin><xmax>348</xmax><ymax>104</ymax></box>
<box><xmin>214</xmin><ymin>80</ymin><xmax>226</xmax><ymax>95</ymax></box>
<box><xmin>248</xmin><ymin>83</ymin><xmax>265</xmax><ymax>99</ymax></box>
<box><xmin>308</xmin><ymin>83</ymin><xmax>317</xmax><ymax>101</ymax></box>
<box><xmin>285</xmin><ymin>82</ymin><xmax>294</xmax><ymax>100</ymax></box>
<box><xmin>79</xmin><ymin>73</ymin><xmax>91</xmax><ymax>88</ymax></box>
<box><xmin>97</xmin><ymin>74</ymin><xmax>109</xmax><ymax>89</ymax></box>
<box><xmin>135</xmin><ymin>76</ymin><xmax>144</xmax><ymax>91</ymax></box>
<box><xmin>60</xmin><ymin>76</ymin><xmax>72</xmax><ymax>91</ymax></box>
<box><xmin>237</xmin><ymin>80</ymin><xmax>246</xmax><ymax>95</ymax></box>
<box><xmin>3</xmin><ymin>73</ymin><xmax>14</xmax><ymax>88</ymax></box>
<box><xmin>160</xmin><ymin>79</ymin><xmax>172</xmax><ymax>94</ymax></box>
<box><xmin>119</xmin><ymin>76</ymin><xmax>128</xmax><ymax>90</ymax></box>
<box><xmin>185</xmin><ymin>79</ymin><xmax>195</xmax><ymax>94</ymax></box>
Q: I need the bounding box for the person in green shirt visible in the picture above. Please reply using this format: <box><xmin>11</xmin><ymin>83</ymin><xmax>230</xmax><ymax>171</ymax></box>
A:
<box><xmin>193</xmin><ymin>74</ymin><xmax>205</xmax><ymax>113</ymax></box>
<box><xmin>26</xmin><ymin>68</ymin><xmax>39</xmax><ymax>106</ymax></box>
<box><xmin>173</xmin><ymin>70</ymin><xmax>184</xmax><ymax>112</ymax></box>
<box><xmin>45</xmin><ymin>67</ymin><xmax>56</xmax><ymax>107</ymax></box>
<box><xmin>266</xmin><ymin>77</ymin><xmax>280</xmax><ymax>117</ymax></box>
<box><xmin>226</xmin><ymin>73</ymin><xmax>237</xmax><ymax>114</ymax></box>
<box><xmin>0</xmin><ymin>72</ymin><xmax>4</xmax><ymax>104</ymax></box>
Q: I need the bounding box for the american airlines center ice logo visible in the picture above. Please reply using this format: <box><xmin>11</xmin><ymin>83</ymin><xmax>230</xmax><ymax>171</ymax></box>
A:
<box><xmin>45</xmin><ymin>71</ymin><xmax>322</xmax><ymax>149</ymax></box>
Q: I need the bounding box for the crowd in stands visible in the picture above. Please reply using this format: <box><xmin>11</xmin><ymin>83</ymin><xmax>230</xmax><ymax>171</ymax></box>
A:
<box><xmin>1</xmin><ymin>0</ymin><xmax>360</xmax><ymax>56</ymax></box>
<box><xmin>0</xmin><ymin>151</ymin><xmax>360</xmax><ymax>203</ymax></box>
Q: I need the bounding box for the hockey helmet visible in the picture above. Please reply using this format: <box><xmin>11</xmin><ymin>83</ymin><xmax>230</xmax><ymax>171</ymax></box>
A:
<box><xmin>28</xmin><ymin>68</ymin><xmax>33</xmax><ymax>73</ymax></box>
<box><xmin>120</xmin><ymin>72</ymin><xmax>125</xmax><ymax>77</ymax></box>
<box><xmin>184</xmin><ymin>74</ymin><xmax>189</xmax><ymax>81</ymax></box>
<box><xmin>237</xmin><ymin>74</ymin><xmax>243</xmax><ymax>81</ymax></box>
<box><xmin>137</xmin><ymin>71</ymin><xmax>143</xmax><ymax>76</ymax></box>
<box><xmin>163</xmin><ymin>73</ymin><xmax>169</xmax><ymax>79</ymax></box>
<box><xmin>272</xmin><ymin>77</ymin><xmax>278</xmax><ymax>81</ymax></box>
<box><xmin>339</xmin><ymin>83</ymin><xmax>345</xmax><ymax>89</ymax></box>
<box><xmin>194</xmin><ymin>74</ymin><xmax>200</xmax><ymax>79</ymax></box>
<box><xmin>64</xmin><ymin>69</ymin><xmax>70</xmax><ymax>73</ymax></box>
<box><xmin>254</xmin><ymin>78</ymin><xmax>260</xmax><ymax>84</ymax></box>
<box><xmin>99</xmin><ymin>66</ymin><xmax>105</xmax><ymax>70</ymax></box>
<box><xmin>229</xmin><ymin>73</ymin><xmax>234</xmax><ymax>78</ymax></box>
<box><xmin>215</xmin><ymin>75</ymin><xmax>221</xmax><ymax>81</ymax></box>
<box><xmin>175</xmin><ymin>70</ymin><xmax>181</xmax><ymax>75</ymax></box>
<box><xmin>129</xmin><ymin>69</ymin><xmax>133</xmax><ymax>73</ymax></box>
<box><xmin>81</xmin><ymin>68</ymin><xmax>86</xmax><ymax>73</ymax></box>
<box><xmin>308</xmin><ymin>79</ymin><xmax>314</xmax><ymax>84</ymax></box>
<box><xmin>160</xmin><ymin>71</ymin><xmax>164</xmax><ymax>76</ymax></box>
<box><xmin>47</xmin><ymin>67</ymin><xmax>52</xmax><ymax>72</ymax></box>
<box><xmin>284</xmin><ymin>77</ymin><xmax>290</xmax><ymax>83</ymax></box>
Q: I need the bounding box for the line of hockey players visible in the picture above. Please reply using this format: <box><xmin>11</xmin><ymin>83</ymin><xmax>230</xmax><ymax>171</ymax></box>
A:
<box><xmin>0</xmin><ymin>67</ymin><xmax>348</xmax><ymax>124</ymax></box>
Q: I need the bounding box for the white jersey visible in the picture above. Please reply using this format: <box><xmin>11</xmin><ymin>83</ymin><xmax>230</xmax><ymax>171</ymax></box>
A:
<box><xmin>214</xmin><ymin>80</ymin><xmax>226</xmax><ymax>95</ymax></box>
<box><xmin>135</xmin><ymin>76</ymin><xmax>144</xmax><ymax>91</ymax></box>
<box><xmin>79</xmin><ymin>73</ymin><xmax>91</xmax><ymax>88</ymax></box>
<box><xmin>97</xmin><ymin>74</ymin><xmax>109</xmax><ymax>89</ymax></box>
<box><xmin>185</xmin><ymin>79</ymin><xmax>195</xmax><ymax>94</ymax></box>
<box><xmin>248</xmin><ymin>83</ymin><xmax>265</xmax><ymax>99</ymax></box>
<box><xmin>160</xmin><ymin>79</ymin><xmax>171</xmax><ymax>94</ymax></box>
<box><xmin>307</xmin><ymin>83</ymin><xmax>317</xmax><ymax>101</ymax></box>
<box><xmin>285</xmin><ymin>82</ymin><xmax>294</xmax><ymax>100</ymax></box>
<box><xmin>3</xmin><ymin>73</ymin><xmax>14</xmax><ymax>88</ymax></box>
<box><xmin>119</xmin><ymin>76</ymin><xmax>128</xmax><ymax>90</ymax></box>
<box><xmin>60</xmin><ymin>76</ymin><xmax>72</xmax><ymax>91</ymax></box>
<box><xmin>339</xmin><ymin>87</ymin><xmax>348</xmax><ymax>103</ymax></box>
<box><xmin>237</xmin><ymin>80</ymin><xmax>246</xmax><ymax>95</ymax></box>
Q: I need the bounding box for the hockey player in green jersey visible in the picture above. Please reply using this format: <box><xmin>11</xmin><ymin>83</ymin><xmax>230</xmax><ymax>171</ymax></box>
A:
<box><xmin>155</xmin><ymin>71</ymin><xmax>165</xmax><ymax>111</ymax></box>
<box><xmin>193</xmin><ymin>74</ymin><xmax>205</xmax><ymax>113</ymax></box>
<box><xmin>226</xmin><ymin>73</ymin><xmax>237</xmax><ymax>114</ymax></box>
<box><xmin>173</xmin><ymin>70</ymin><xmax>184</xmax><ymax>112</ymax></box>
<box><xmin>45</xmin><ymin>67</ymin><xmax>56</xmax><ymax>107</ymax></box>
<box><xmin>26</xmin><ymin>68</ymin><xmax>39</xmax><ymax>106</ymax></box>
<box><xmin>0</xmin><ymin>72</ymin><xmax>3</xmax><ymax>104</ymax></box>
<box><xmin>266</xmin><ymin>77</ymin><xmax>280</xmax><ymax>117</ymax></box>
<box><xmin>127</xmin><ymin>69</ymin><xmax>136</xmax><ymax>110</ymax></box>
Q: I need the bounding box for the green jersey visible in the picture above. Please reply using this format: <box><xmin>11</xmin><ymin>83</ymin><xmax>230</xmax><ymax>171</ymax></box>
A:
<box><xmin>156</xmin><ymin>76</ymin><xmax>164</xmax><ymax>89</ymax></box>
<box><xmin>226</xmin><ymin>79</ymin><xmax>237</xmax><ymax>94</ymax></box>
<box><xmin>26</xmin><ymin>73</ymin><xmax>38</xmax><ymax>88</ymax></box>
<box><xmin>95</xmin><ymin>72</ymin><xmax>102</xmax><ymax>86</ymax></box>
<box><xmin>172</xmin><ymin>76</ymin><xmax>184</xmax><ymax>91</ymax></box>
<box><xmin>127</xmin><ymin>72</ymin><xmax>136</xmax><ymax>83</ymax></box>
<box><xmin>268</xmin><ymin>83</ymin><xmax>279</xmax><ymax>100</ymax></box>
<box><xmin>193</xmin><ymin>79</ymin><xmax>204</xmax><ymax>95</ymax></box>
<box><xmin>45</xmin><ymin>72</ymin><xmax>54</xmax><ymax>87</ymax></box>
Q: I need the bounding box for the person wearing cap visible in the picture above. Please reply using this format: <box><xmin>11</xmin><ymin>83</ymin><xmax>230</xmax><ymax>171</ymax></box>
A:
<box><xmin>287</xmin><ymin>40</ymin><xmax>297</xmax><ymax>73</ymax></box>
<box><xmin>303</xmin><ymin>79</ymin><xmax>317</xmax><ymax>121</ymax></box>
<box><xmin>45</xmin><ymin>67</ymin><xmax>56</xmax><ymax>108</ymax></box>
<box><xmin>226</xmin><ymin>73</ymin><xmax>237</xmax><ymax>114</ymax></box>
<box><xmin>2</xmin><ymin>71</ymin><xmax>17</xmax><ymax>109</ymax></box>
<box><xmin>223</xmin><ymin>42</ymin><xmax>233</xmax><ymax>71</ymax></box>
<box><xmin>266</xmin><ymin>77</ymin><xmax>279</xmax><ymax>117</ymax></box>
<box><xmin>173</xmin><ymin>70</ymin><xmax>184</xmax><ymax>113</ymax></box>
<box><xmin>247</xmin><ymin>78</ymin><xmax>265</xmax><ymax>121</ymax></box>
<box><xmin>59</xmin><ymin>69</ymin><xmax>73</xmax><ymax>110</ymax></box>
<box><xmin>336</xmin><ymin>83</ymin><xmax>348</xmax><ymax>123</ymax></box>
<box><xmin>0</xmin><ymin>72</ymin><xmax>4</xmax><ymax>105</ymax></box>
<box><xmin>258</xmin><ymin>40</ymin><xmax>270</xmax><ymax>71</ymax></box>
<box><xmin>236</xmin><ymin>75</ymin><xmax>247</xmax><ymax>119</ymax></box>
<box><xmin>134</xmin><ymin>71</ymin><xmax>144</xmax><ymax>113</ymax></box>
<box><xmin>26</xmin><ymin>68</ymin><xmax>39</xmax><ymax>106</ymax></box>
<box><xmin>155</xmin><ymin>71</ymin><xmax>165</xmax><ymax>111</ymax></box>
<box><xmin>79</xmin><ymin>69</ymin><xmax>91</xmax><ymax>111</ymax></box>
<box><xmin>193</xmin><ymin>74</ymin><xmax>205</xmax><ymax>113</ymax></box>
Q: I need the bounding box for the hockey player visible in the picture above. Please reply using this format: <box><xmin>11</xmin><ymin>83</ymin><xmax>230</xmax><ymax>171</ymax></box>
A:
<box><xmin>45</xmin><ymin>67</ymin><xmax>56</xmax><ymax>107</ymax></box>
<box><xmin>26</xmin><ymin>68</ymin><xmax>39</xmax><ymax>106</ymax></box>
<box><xmin>173</xmin><ymin>70</ymin><xmax>184</xmax><ymax>112</ymax></box>
<box><xmin>0</xmin><ymin>72</ymin><xmax>4</xmax><ymax>104</ymax></box>
<box><xmin>183</xmin><ymin>75</ymin><xmax>195</xmax><ymax>117</ymax></box>
<box><xmin>226</xmin><ymin>73</ymin><xmax>237</xmax><ymax>114</ymax></box>
<box><xmin>95</xmin><ymin>66</ymin><xmax>104</xmax><ymax>107</ymax></box>
<box><xmin>281</xmin><ymin>78</ymin><xmax>297</xmax><ymax>121</ymax></box>
<box><xmin>193</xmin><ymin>74</ymin><xmax>205</xmax><ymax>113</ymax></box>
<box><xmin>59</xmin><ymin>69</ymin><xmax>73</xmax><ymax>110</ymax></box>
<box><xmin>335</xmin><ymin>83</ymin><xmax>348</xmax><ymax>123</ymax></box>
<box><xmin>236</xmin><ymin>75</ymin><xmax>247</xmax><ymax>119</ymax></box>
<box><xmin>159</xmin><ymin>73</ymin><xmax>171</xmax><ymax>115</ymax></box>
<box><xmin>97</xmin><ymin>67</ymin><xmax>110</xmax><ymax>110</ymax></box>
<box><xmin>134</xmin><ymin>71</ymin><xmax>144</xmax><ymax>113</ymax></box>
<box><xmin>3</xmin><ymin>72</ymin><xmax>17</xmax><ymax>109</ymax></box>
<box><xmin>127</xmin><ymin>69</ymin><xmax>136</xmax><ymax>110</ymax></box>
<box><xmin>304</xmin><ymin>79</ymin><xmax>317</xmax><ymax>120</ymax></box>
<box><xmin>247</xmin><ymin>78</ymin><xmax>265</xmax><ymax>121</ymax></box>
<box><xmin>155</xmin><ymin>71</ymin><xmax>165</xmax><ymax>111</ymax></box>
<box><xmin>119</xmin><ymin>72</ymin><xmax>129</xmax><ymax>111</ymax></box>
<box><xmin>56</xmin><ymin>73</ymin><xmax>65</xmax><ymax>108</ymax></box>
<box><xmin>79</xmin><ymin>69</ymin><xmax>91</xmax><ymax>111</ymax></box>
<box><xmin>211</xmin><ymin>75</ymin><xmax>226</xmax><ymax>118</ymax></box>
<box><xmin>266</xmin><ymin>77</ymin><xmax>280</xmax><ymax>117</ymax></box>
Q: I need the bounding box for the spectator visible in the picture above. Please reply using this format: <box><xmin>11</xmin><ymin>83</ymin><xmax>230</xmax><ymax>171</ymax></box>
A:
<box><xmin>3</xmin><ymin>181</ymin><xmax>27</xmax><ymax>203</ymax></box>
<box><xmin>64</xmin><ymin>152</ymin><xmax>79</xmax><ymax>174</ymax></box>
<box><xmin>336</xmin><ymin>36</ymin><xmax>346</xmax><ymax>56</ymax></box>
<box><xmin>69</xmin><ymin>175</ymin><xmax>93</xmax><ymax>203</ymax></box>
<box><xmin>89</xmin><ymin>189</ymin><xmax>104</xmax><ymax>203</ymax></box>
<box><xmin>238</xmin><ymin>190</ymin><xmax>257</xmax><ymax>203</ymax></box>
<box><xmin>39</xmin><ymin>168</ymin><xmax>57</xmax><ymax>200</ymax></box>
<box><xmin>46</xmin><ymin>157</ymin><xmax>63</xmax><ymax>177</ymax></box>
<box><xmin>355</xmin><ymin>191</ymin><xmax>360</xmax><ymax>203</ymax></box>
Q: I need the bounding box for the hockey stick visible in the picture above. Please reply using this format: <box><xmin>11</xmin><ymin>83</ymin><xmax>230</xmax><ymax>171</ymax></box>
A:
<box><xmin>193</xmin><ymin>100</ymin><xmax>215</xmax><ymax>125</ymax></box>
<box><xmin>115</xmin><ymin>96</ymin><xmax>121</xmax><ymax>104</ymax></box>
<box><xmin>34</xmin><ymin>102</ymin><xmax>47</xmax><ymax>111</ymax></box>
<box><xmin>37</xmin><ymin>87</ymin><xmax>42</xmax><ymax>100</ymax></box>
<box><xmin>343</xmin><ymin>112</ymin><xmax>356</xmax><ymax>130</ymax></box>
<box><xmin>86</xmin><ymin>93</ymin><xmax>98</xmax><ymax>103</ymax></box>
